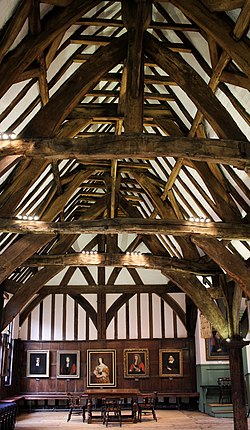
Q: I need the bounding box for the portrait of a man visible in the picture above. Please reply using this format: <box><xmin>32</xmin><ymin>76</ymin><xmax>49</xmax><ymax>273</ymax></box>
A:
<box><xmin>159</xmin><ymin>349</ymin><xmax>183</xmax><ymax>377</ymax></box>
<box><xmin>206</xmin><ymin>330</ymin><xmax>229</xmax><ymax>360</ymax></box>
<box><xmin>57</xmin><ymin>351</ymin><xmax>80</xmax><ymax>378</ymax></box>
<box><xmin>124</xmin><ymin>349</ymin><xmax>149</xmax><ymax>378</ymax></box>
<box><xmin>27</xmin><ymin>350</ymin><xmax>49</xmax><ymax>377</ymax></box>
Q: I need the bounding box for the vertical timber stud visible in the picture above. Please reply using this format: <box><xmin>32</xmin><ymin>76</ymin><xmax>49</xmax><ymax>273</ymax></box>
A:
<box><xmin>228</xmin><ymin>336</ymin><xmax>249</xmax><ymax>430</ymax></box>
<box><xmin>97</xmin><ymin>235</ymin><xmax>106</xmax><ymax>339</ymax></box>
<box><xmin>122</xmin><ymin>0</ymin><xmax>152</xmax><ymax>133</ymax></box>
<box><xmin>0</xmin><ymin>284</ymin><xmax>4</xmax><ymax>332</ymax></box>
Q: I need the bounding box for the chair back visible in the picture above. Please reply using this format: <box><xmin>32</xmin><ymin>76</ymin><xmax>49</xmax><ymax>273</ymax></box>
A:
<box><xmin>218</xmin><ymin>377</ymin><xmax>231</xmax><ymax>387</ymax></box>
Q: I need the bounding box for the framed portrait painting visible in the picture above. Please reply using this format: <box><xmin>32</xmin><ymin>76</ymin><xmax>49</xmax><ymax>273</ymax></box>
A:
<box><xmin>87</xmin><ymin>349</ymin><xmax>116</xmax><ymax>388</ymax></box>
<box><xmin>123</xmin><ymin>348</ymin><xmax>149</xmax><ymax>378</ymax></box>
<box><xmin>206</xmin><ymin>330</ymin><xmax>229</xmax><ymax>360</ymax></box>
<box><xmin>159</xmin><ymin>349</ymin><xmax>183</xmax><ymax>377</ymax></box>
<box><xmin>57</xmin><ymin>350</ymin><xmax>80</xmax><ymax>378</ymax></box>
<box><xmin>26</xmin><ymin>350</ymin><xmax>49</xmax><ymax>378</ymax></box>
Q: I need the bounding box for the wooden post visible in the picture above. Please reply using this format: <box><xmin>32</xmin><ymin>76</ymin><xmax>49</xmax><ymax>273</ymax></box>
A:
<box><xmin>122</xmin><ymin>0</ymin><xmax>152</xmax><ymax>133</ymax></box>
<box><xmin>227</xmin><ymin>336</ymin><xmax>249</xmax><ymax>430</ymax></box>
<box><xmin>0</xmin><ymin>284</ymin><xmax>4</xmax><ymax>332</ymax></box>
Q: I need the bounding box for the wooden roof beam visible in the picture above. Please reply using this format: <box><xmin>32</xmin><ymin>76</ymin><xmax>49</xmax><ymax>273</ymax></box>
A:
<box><xmin>144</xmin><ymin>32</ymin><xmax>246</xmax><ymax>140</ymax></box>
<box><xmin>1</xmin><ymin>218</ymin><xmax>250</xmax><ymax>239</ymax></box>
<box><xmin>191</xmin><ymin>236</ymin><xmax>250</xmax><ymax>298</ymax></box>
<box><xmin>22</xmin><ymin>33</ymin><xmax>128</xmax><ymax>138</ymax></box>
<box><xmin>201</xmin><ymin>0</ymin><xmax>245</xmax><ymax>12</ymax></box>
<box><xmin>23</xmin><ymin>252</ymin><xmax>221</xmax><ymax>276</ymax></box>
<box><xmin>1</xmin><ymin>135</ymin><xmax>249</xmax><ymax>169</ymax></box>
<box><xmin>1</xmin><ymin>195</ymin><xmax>109</xmax><ymax>329</ymax></box>
<box><xmin>170</xmin><ymin>0</ymin><xmax>250</xmax><ymax>79</ymax></box>
<box><xmin>0</xmin><ymin>0</ymin><xmax>101</xmax><ymax>98</ymax></box>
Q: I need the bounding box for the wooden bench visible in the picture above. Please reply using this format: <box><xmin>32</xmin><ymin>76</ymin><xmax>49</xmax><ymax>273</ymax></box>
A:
<box><xmin>2</xmin><ymin>393</ymin><xmax>85</xmax><ymax>413</ymax></box>
<box><xmin>157</xmin><ymin>392</ymin><xmax>200</xmax><ymax>410</ymax></box>
<box><xmin>23</xmin><ymin>393</ymin><xmax>84</xmax><ymax>412</ymax></box>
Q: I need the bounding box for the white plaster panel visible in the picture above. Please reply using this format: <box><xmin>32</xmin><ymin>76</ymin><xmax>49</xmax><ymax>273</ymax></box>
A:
<box><xmin>136</xmin><ymin>268</ymin><xmax>168</xmax><ymax>284</ymax></box>
<box><xmin>66</xmin><ymin>296</ymin><xmax>75</xmax><ymax>340</ymax></box>
<box><xmin>89</xmin><ymin>318</ymin><xmax>97</xmax><ymax>340</ymax></box>
<box><xmin>106</xmin><ymin>319</ymin><xmax>114</xmax><ymax>339</ymax></box>
<box><xmin>177</xmin><ymin>316</ymin><xmax>187</xmax><ymax>338</ymax></box>
<box><xmin>54</xmin><ymin>295</ymin><xmax>63</xmax><ymax>340</ymax></box>
<box><xmin>42</xmin><ymin>296</ymin><xmax>52</xmax><ymax>340</ymax></box>
<box><xmin>117</xmin><ymin>304</ymin><xmax>126</xmax><ymax>339</ymax></box>
<box><xmin>78</xmin><ymin>305</ymin><xmax>86</xmax><ymax>341</ymax></box>
<box><xmin>164</xmin><ymin>303</ymin><xmax>174</xmax><ymax>338</ymax></box>
<box><xmin>19</xmin><ymin>319</ymin><xmax>28</xmax><ymax>340</ymax></box>
<box><xmin>129</xmin><ymin>295</ymin><xmax>138</xmax><ymax>339</ymax></box>
<box><xmin>30</xmin><ymin>306</ymin><xmax>39</xmax><ymax>340</ymax></box>
<box><xmin>152</xmin><ymin>294</ymin><xmax>162</xmax><ymax>338</ymax></box>
<box><xmin>68</xmin><ymin>267</ymin><xmax>88</xmax><ymax>285</ymax></box>
<box><xmin>140</xmin><ymin>294</ymin><xmax>149</xmax><ymax>338</ymax></box>
<box><xmin>83</xmin><ymin>294</ymin><xmax>97</xmax><ymax>312</ymax></box>
<box><xmin>106</xmin><ymin>294</ymin><xmax>122</xmax><ymax>310</ymax></box>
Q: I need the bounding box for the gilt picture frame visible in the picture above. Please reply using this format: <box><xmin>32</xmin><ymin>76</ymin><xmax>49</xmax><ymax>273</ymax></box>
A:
<box><xmin>57</xmin><ymin>350</ymin><xmax>80</xmax><ymax>378</ymax></box>
<box><xmin>123</xmin><ymin>348</ymin><xmax>149</xmax><ymax>378</ymax></box>
<box><xmin>87</xmin><ymin>349</ymin><xmax>116</xmax><ymax>388</ymax></box>
<box><xmin>206</xmin><ymin>330</ymin><xmax>229</xmax><ymax>360</ymax></box>
<box><xmin>159</xmin><ymin>349</ymin><xmax>183</xmax><ymax>377</ymax></box>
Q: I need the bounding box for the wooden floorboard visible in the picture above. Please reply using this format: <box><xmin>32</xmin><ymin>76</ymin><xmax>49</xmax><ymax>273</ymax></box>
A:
<box><xmin>15</xmin><ymin>410</ymin><xmax>250</xmax><ymax>429</ymax></box>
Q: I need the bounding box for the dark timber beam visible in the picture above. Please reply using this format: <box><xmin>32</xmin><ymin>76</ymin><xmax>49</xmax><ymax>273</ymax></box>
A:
<box><xmin>1</xmin><ymin>218</ymin><xmax>250</xmax><ymax>239</ymax></box>
<box><xmin>22</xmin><ymin>33</ymin><xmax>128</xmax><ymax>137</ymax></box>
<box><xmin>170</xmin><ymin>0</ymin><xmax>250</xmax><ymax>79</ymax></box>
<box><xmin>144</xmin><ymin>32</ymin><xmax>246</xmax><ymax>140</ymax></box>
<box><xmin>23</xmin><ymin>252</ymin><xmax>221</xmax><ymax>276</ymax></box>
<box><xmin>0</xmin><ymin>0</ymin><xmax>100</xmax><ymax>98</ymax></box>
<box><xmin>0</xmin><ymin>135</ymin><xmax>249</xmax><ymax>168</ymax></box>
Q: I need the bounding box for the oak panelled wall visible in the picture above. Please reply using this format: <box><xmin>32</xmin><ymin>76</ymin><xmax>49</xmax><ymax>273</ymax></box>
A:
<box><xmin>20</xmin><ymin>338</ymin><xmax>196</xmax><ymax>394</ymax></box>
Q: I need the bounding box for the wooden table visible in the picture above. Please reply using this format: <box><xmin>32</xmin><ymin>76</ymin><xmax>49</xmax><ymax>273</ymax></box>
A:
<box><xmin>84</xmin><ymin>388</ymin><xmax>140</xmax><ymax>424</ymax></box>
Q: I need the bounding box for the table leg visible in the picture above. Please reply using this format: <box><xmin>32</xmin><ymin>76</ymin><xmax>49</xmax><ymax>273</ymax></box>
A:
<box><xmin>87</xmin><ymin>398</ymin><xmax>92</xmax><ymax>424</ymax></box>
<box><xmin>132</xmin><ymin>399</ymin><xmax>138</xmax><ymax>423</ymax></box>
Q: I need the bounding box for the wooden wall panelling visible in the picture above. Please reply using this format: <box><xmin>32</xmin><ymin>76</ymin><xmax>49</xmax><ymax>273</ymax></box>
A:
<box><xmin>18</xmin><ymin>338</ymin><xmax>197</xmax><ymax>395</ymax></box>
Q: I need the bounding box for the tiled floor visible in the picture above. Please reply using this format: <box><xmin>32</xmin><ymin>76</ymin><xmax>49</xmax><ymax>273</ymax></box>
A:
<box><xmin>15</xmin><ymin>409</ymin><xmax>250</xmax><ymax>430</ymax></box>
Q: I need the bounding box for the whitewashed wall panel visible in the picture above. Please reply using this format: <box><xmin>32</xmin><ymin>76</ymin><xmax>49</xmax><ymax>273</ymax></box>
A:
<box><xmin>106</xmin><ymin>319</ymin><xmax>115</xmax><ymax>339</ymax></box>
<box><xmin>152</xmin><ymin>294</ymin><xmax>162</xmax><ymax>338</ymax></box>
<box><xmin>140</xmin><ymin>293</ymin><xmax>149</xmax><ymax>338</ymax></box>
<box><xmin>66</xmin><ymin>296</ymin><xmax>75</xmax><ymax>340</ymax></box>
<box><xmin>89</xmin><ymin>318</ymin><xmax>97</xmax><ymax>340</ymax></box>
<box><xmin>42</xmin><ymin>296</ymin><xmax>52</xmax><ymax>340</ymax></box>
<box><xmin>177</xmin><ymin>314</ymin><xmax>187</xmax><ymax>337</ymax></box>
<box><xmin>19</xmin><ymin>292</ymin><xmax>187</xmax><ymax>341</ymax></box>
<box><xmin>106</xmin><ymin>294</ymin><xmax>122</xmax><ymax>310</ymax></box>
<box><xmin>129</xmin><ymin>295</ymin><xmax>138</xmax><ymax>339</ymax></box>
<box><xmin>78</xmin><ymin>305</ymin><xmax>86</xmax><ymax>340</ymax></box>
<box><xmin>164</xmin><ymin>302</ymin><xmax>174</xmax><ymax>338</ymax></box>
<box><xmin>84</xmin><ymin>294</ymin><xmax>97</xmax><ymax>311</ymax></box>
<box><xmin>117</xmin><ymin>304</ymin><xmax>126</xmax><ymax>339</ymax></box>
<box><xmin>30</xmin><ymin>306</ymin><xmax>39</xmax><ymax>340</ymax></box>
<box><xmin>54</xmin><ymin>294</ymin><xmax>63</xmax><ymax>340</ymax></box>
<box><xmin>19</xmin><ymin>319</ymin><xmax>28</xmax><ymax>340</ymax></box>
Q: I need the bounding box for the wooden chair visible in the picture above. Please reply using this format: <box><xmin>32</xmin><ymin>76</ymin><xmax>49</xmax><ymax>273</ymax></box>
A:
<box><xmin>217</xmin><ymin>377</ymin><xmax>231</xmax><ymax>404</ymax></box>
<box><xmin>66</xmin><ymin>393</ymin><xmax>85</xmax><ymax>422</ymax></box>
<box><xmin>138</xmin><ymin>392</ymin><xmax>157</xmax><ymax>422</ymax></box>
<box><xmin>102</xmin><ymin>398</ymin><xmax>122</xmax><ymax>427</ymax></box>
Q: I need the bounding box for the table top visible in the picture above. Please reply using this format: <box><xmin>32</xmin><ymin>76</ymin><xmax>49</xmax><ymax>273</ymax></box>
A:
<box><xmin>84</xmin><ymin>388</ymin><xmax>141</xmax><ymax>397</ymax></box>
